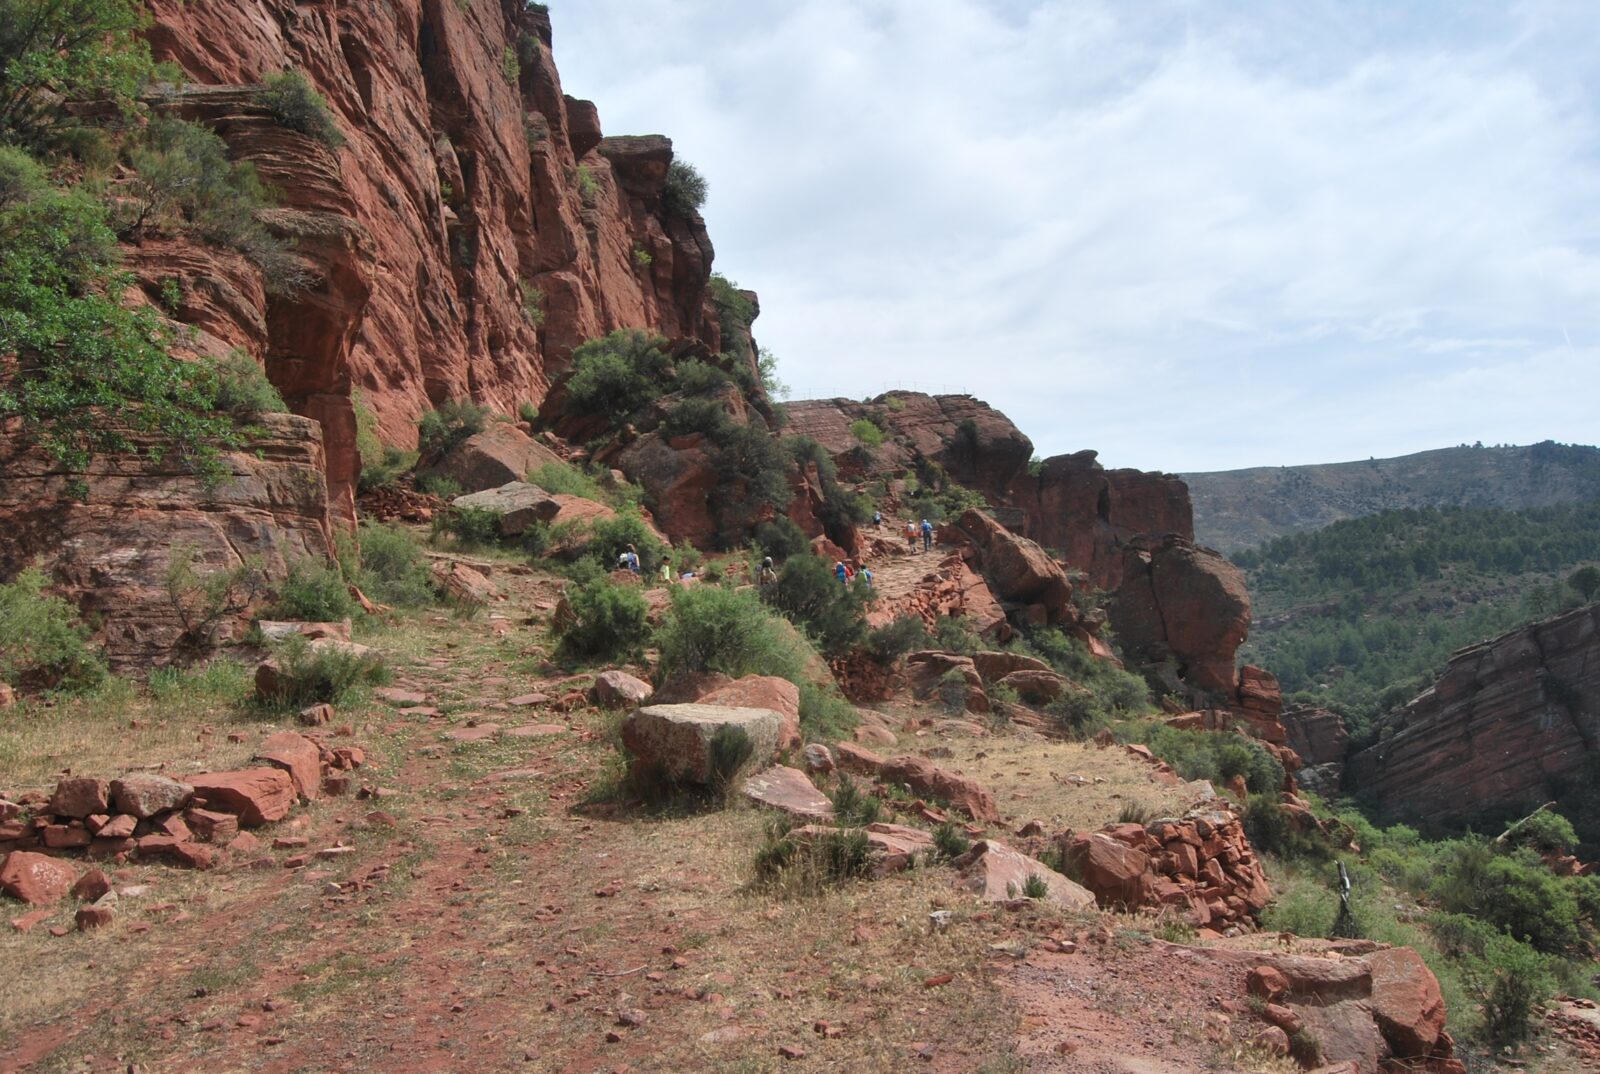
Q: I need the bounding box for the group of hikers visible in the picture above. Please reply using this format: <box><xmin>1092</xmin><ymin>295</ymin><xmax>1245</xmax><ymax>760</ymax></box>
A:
<box><xmin>873</xmin><ymin>510</ymin><xmax>934</xmax><ymax>553</ymax></box>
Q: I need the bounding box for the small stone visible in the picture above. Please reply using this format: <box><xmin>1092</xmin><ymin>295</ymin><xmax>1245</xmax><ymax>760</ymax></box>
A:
<box><xmin>777</xmin><ymin>1044</ymin><xmax>806</xmax><ymax>1060</ymax></box>
<box><xmin>75</xmin><ymin>905</ymin><xmax>114</xmax><ymax>930</ymax></box>
<box><xmin>71</xmin><ymin>869</ymin><xmax>112</xmax><ymax>902</ymax></box>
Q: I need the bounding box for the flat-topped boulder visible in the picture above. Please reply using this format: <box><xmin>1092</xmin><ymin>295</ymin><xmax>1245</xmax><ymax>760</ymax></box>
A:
<box><xmin>450</xmin><ymin>482</ymin><xmax>560</xmax><ymax>536</ymax></box>
<box><xmin>189</xmin><ymin>769</ymin><xmax>295</xmax><ymax>827</ymax></box>
<box><xmin>620</xmin><ymin>704</ymin><xmax>783</xmax><ymax>785</ymax></box>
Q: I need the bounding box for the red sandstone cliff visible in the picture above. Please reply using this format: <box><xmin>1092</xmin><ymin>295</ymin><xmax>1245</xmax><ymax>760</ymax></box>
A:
<box><xmin>137</xmin><ymin>0</ymin><xmax>721</xmax><ymax>521</ymax></box>
<box><xmin>781</xmin><ymin>394</ymin><xmax>1192</xmax><ymax>588</ymax></box>
<box><xmin>1346</xmin><ymin>602</ymin><xmax>1600</xmax><ymax>830</ymax></box>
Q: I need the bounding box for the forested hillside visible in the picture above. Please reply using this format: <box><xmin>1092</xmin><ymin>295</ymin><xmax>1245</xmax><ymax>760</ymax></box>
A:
<box><xmin>1186</xmin><ymin>441</ymin><xmax>1600</xmax><ymax>553</ymax></box>
<box><xmin>1235</xmin><ymin>501</ymin><xmax>1600</xmax><ymax>740</ymax></box>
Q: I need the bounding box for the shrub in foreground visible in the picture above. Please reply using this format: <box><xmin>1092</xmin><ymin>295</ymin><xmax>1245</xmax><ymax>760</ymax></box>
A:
<box><xmin>555</xmin><ymin>570</ymin><xmax>649</xmax><ymax>661</ymax></box>
<box><xmin>259</xmin><ymin>635</ymin><xmax>388</xmax><ymax>708</ymax></box>
<box><xmin>268</xmin><ymin>558</ymin><xmax>358</xmax><ymax>622</ymax></box>
<box><xmin>0</xmin><ymin>568</ymin><xmax>106</xmax><ymax>691</ymax></box>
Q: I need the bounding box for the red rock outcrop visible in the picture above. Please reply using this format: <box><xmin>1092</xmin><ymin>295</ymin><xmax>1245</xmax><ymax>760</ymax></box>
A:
<box><xmin>0</xmin><ymin>414</ymin><xmax>334</xmax><ymax>670</ymax></box>
<box><xmin>1109</xmin><ymin>535</ymin><xmax>1252</xmax><ymax>697</ymax></box>
<box><xmin>1347</xmin><ymin>602</ymin><xmax>1600</xmax><ymax>831</ymax></box>
<box><xmin>949</xmin><ymin>509</ymin><xmax>1077</xmax><ymax>627</ymax></box>
<box><xmin>781</xmin><ymin>395</ymin><xmax>1192</xmax><ymax>588</ymax></box>
<box><xmin>134</xmin><ymin>0</ymin><xmax>724</xmax><ymax>518</ymax></box>
<box><xmin>1282</xmin><ymin>706</ymin><xmax>1350</xmax><ymax>797</ymax></box>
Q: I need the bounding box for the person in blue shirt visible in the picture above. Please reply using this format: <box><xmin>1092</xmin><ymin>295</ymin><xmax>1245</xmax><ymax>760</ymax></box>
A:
<box><xmin>920</xmin><ymin>519</ymin><xmax>933</xmax><ymax>552</ymax></box>
<box><xmin>835</xmin><ymin>560</ymin><xmax>849</xmax><ymax>584</ymax></box>
<box><xmin>860</xmin><ymin>564</ymin><xmax>874</xmax><ymax>588</ymax></box>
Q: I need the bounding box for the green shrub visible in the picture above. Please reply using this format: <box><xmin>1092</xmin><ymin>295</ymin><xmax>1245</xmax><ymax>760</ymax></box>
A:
<box><xmin>829</xmin><ymin>776</ymin><xmax>882</xmax><ymax>826</ymax></box>
<box><xmin>1432</xmin><ymin>842</ymin><xmax>1583</xmax><ymax>954</ymax></box>
<box><xmin>122</xmin><ymin>118</ymin><xmax>281</xmax><ymax>262</ymax></box>
<box><xmin>415</xmin><ymin>472</ymin><xmax>463</xmax><ymax>499</ymax></box>
<box><xmin>754</xmin><ymin>827</ymin><xmax>871</xmax><ymax>895</ymax></box>
<box><xmin>1020</xmin><ymin>873</ymin><xmax>1050</xmax><ymax>899</ymax></box>
<box><xmin>416</xmin><ymin>399</ymin><xmax>490</xmax><ymax>458</ymax></box>
<box><xmin>519</xmin><ymin>280</ymin><xmax>545</xmax><ymax>327</ymax></box>
<box><xmin>555</xmin><ymin>571</ymin><xmax>649</xmax><ymax>661</ymax></box>
<box><xmin>932</xmin><ymin>821</ymin><xmax>971</xmax><ymax>861</ymax></box>
<box><xmin>707</xmin><ymin>724</ymin><xmax>754</xmax><ymax>798</ymax></box>
<box><xmin>931</xmin><ymin>616</ymin><xmax>980</xmax><ymax>656</ymax></box>
<box><xmin>163</xmin><ymin>543</ymin><xmax>269</xmax><ymax>648</ymax></box>
<box><xmin>260</xmin><ymin>70</ymin><xmax>345</xmax><ymax>147</ymax></box>
<box><xmin>657</xmin><ymin>584</ymin><xmax>804</xmax><ymax>682</ymax></box>
<box><xmin>662</xmin><ymin>396</ymin><xmax>730</xmax><ymax>439</ymax></box>
<box><xmin>1500</xmin><ymin>809</ymin><xmax>1578</xmax><ymax>855</ymax></box>
<box><xmin>587</xmin><ymin>507</ymin><xmax>666</xmax><ymax>573</ymax></box>
<box><xmin>432</xmin><ymin>505</ymin><xmax>502</xmax><ymax>550</ymax></box>
<box><xmin>0</xmin><ymin>144</ymin><xmax>49</xmax><ymax>209</ymax></box>
<box><xmin>258</xmin><ymin>634</ymin><xmax>387</xmax><ymax>709</ymax></box>
<box><xmin>560</xmin><ymin>329</ymin><xmax>671</xmax><ymax>427</ymax></box>
<box><xmin>785</xmin><ymin>436</ymin><xmax>838</xmax><ymax>484</ymax></box>
<box><xmin>349</xmin><ymin>524</ymin><xmax>435</xmax><ymax>607</ymax></box>
<box><xmin>207</xmin><ymin>351</ymin><xmax>286</xmax><ymax>422</ymax></box>
<box><xmin>1</xmin><ymin>183</ymin><xmax>237</xmax><ymax>477</ymax></box>
<box><xmin>707</xmin><ymin>421</ymin><xmax>794</xmax><ymax>545</ymax></box>
<box><xmin>797</xmin><ymin>682</ymin><xmax>858</xmax><ymax>740</ymax></box>
<box><xmin>500</xmin><ymin>46</ymin><xmax>520</xmax><ymax>85</ymax></box>
<box><xmin>353</xmin><ymin>389</ymin><xmax>415</xmax><ymax>491</ymax></box>
<box><xmin>268</xmin><ymin>558</ymin><xmax>357</xmax><ymax>622</ymax></box>
<box><xmin>754</xmin><ymin>517</ymin><xmax>811</xmax><ymax>561</ymax></box>
<box><xmin>0</xmin><ymin>568</ymin><xmax>106</xmax><ymax>690</ymax></box>
<box><xmin>673</xmin><ymin>359</ymin><xmax>733</xmax><ymax>397</ymax></box>
<box><xmin>867</xmin><ymin>616</ymin><xmax>931</xmax><ymax>662</ymax></box>
<box><xmin>848</xmin><ymin>419</ymin><xmax>884</xmax><ymax>449</ymax></box>
<box><xmin>0</xmin><ymin>0</ymin><xmax>158</xmax><ymax>145</ymax></box>
<box><xmin>575</xmin><ymin>164</ymin><xmax>600</xmax><ymax>207</ymax></box>
<box><xmin>761</xmin><ymin>553</ymin><xmax>869</xmax><ymax>657</ymax></box>
<box><xmin>708</xmin><ymin>274</ymin><xmax>754</xmax><ymax>351</ymax></box>
<box><xmin>661</xmin><ymin>159</ymin><xmax>707</xmax><ymax>217</ymax></box>
<box><xmin>1471</xmin><ymin>931</ymin><xmax>1555</xmax><ymax>1047</ymax></box>
<box><xmin>1126</xmin><ymin>725</ymin><xmax>1284</xmax><ymax>794</ymax></box>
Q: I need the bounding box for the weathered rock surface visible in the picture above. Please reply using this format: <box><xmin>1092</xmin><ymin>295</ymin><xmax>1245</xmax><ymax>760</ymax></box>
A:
<box><xmin>879</xmin><ymin>755</ymin><xmax>1000</xmax><ymax>823</ymax></box>
<box><xmin>951</xmin><ymin>509</ymin><xmax>1076</xmax><ymax>627</ymax></box>
<box><xmin>0</xmin><ymin>851</ymin><xmax>78</xmax><ymax>905</ymax></box>
<box><xmin>1282</xmin><ymin>706</ymin><xmax>1350</xmax><ymax>796</ymax></box>
<box><xmin>0</xmin><ymin>415</ymin><xmax>334</xmax><ymax>670</ymax></box>
<box><xmin>781</xmin><ymin>395</ymin><xmax>1193</xmax><ymax>588</ymax></box>
<box><xmin>742</xmin><ymin>766</ymin><xmax>834</xmax><ymax>821</ymax></box>
<box><xmin>450</xmin><ymin>481</ymin><xmax>561</xmax><ymax>536</ymax></box>
<box><xmin>48</xmin><ymin>779</ymin><xmax>109</xmax><ymax>820</ymax></box>
<box><xmin>590</xmin><ymin>669</ymin><xmax>654</xmax><ymax>709</ymax></box>
<box><xmin>253</xmin><ymin>733</ymin><xmax>324</xmax><ymax>801</ymax></box>
<box><xmin>109</xmin><ymin>775</ymin><xmax>195</xmax><ymax>820</ymax></box>
<box><xmin>1110</xmin><ymin>535</ymin><xmax>1252</xmax><ymax>696</ymax></box>
<box><xmin>620</xmin><ymin>704</ymin><xmax>782</xmax><ymax>785</ymax></box>
<box><xmin>1347</xmin><ymin>603</ymin><xmax>1600</xmax><ymax>832</ymax></box>
<box><xmin>189</xmin><ymin>769</ymin><xmax>297</xmax><ymax>827</ymax></box>
<box><xmin>953</xmin><ymin>841</ymin><xmax>1095</xmax><ymax>908</ymax></box>
<box><xmin>423</xmin><ymin>425</ymin><xmax>561</xmax><ymax>494</ymax></box>
<box><xmin>695</xmin><ymin>676</ymin><xmax>802</xmax><ymax>751</ymax></box>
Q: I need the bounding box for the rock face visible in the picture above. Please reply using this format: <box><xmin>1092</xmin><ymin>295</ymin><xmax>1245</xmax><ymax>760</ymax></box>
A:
<box><xmin>0</xmin><ymin>415</ymin><xmax>334</xmax><ymax>670</ymax></box>
<box><xmin>695</xmin><ymin>676</ymin><xmax>802</xmax><ymax>751</ymax></box>
<box><xmin>950</xmin><ymin>509</ymin><xmax>1076</xmax><ymax>627</ymax></box>
<box><xmin>1347</xmin><ymin>603</ymin><xmax>1600</xmax><ymax>832</ymax></box>
<box><xmin>878</xmin><ymin>755</ymin><xmax>1001</xmax><ymax>823</ymax></box>
<box><xmin>782</xmin><ymin>394</ymin><xmax>1192</xmax><ymax>588</ymax></box>
<box><xmin>1110</xmin><ymin>535</ymin><xmax>1253</xmax><ymax>697</ymax></box>
<box><xmin>620</xmin><ymin>704</ymin><xmax>783</xmax><ymax>785</ymax></box>
<box><xmin>1282</xmin><ymin>706</ymin><xmax>1350</xmax><ymax>797</ymax></box>
<box><xmin>140</xmin><ymin>0</ymin><xmax>723</xmax><ymax>509</ymax></box>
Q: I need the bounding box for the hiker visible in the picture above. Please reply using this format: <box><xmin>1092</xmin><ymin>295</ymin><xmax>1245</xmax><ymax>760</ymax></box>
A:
<box><xmin>905</xmin><ymin>520</ymin><xmax>918</xmax><ymax>553</ymax></box>
<box><xmin>920</xmin><ymin>518</ymin><xmax>933</xmax><ymax>552</ymax></box>
<box><xmin>859</xmin><ymin>563</ymin><xmax>874</xmax><ymax>588</ymax></box>
<box><xmin>758</xmin><ymin>556</ymin><xmax>778</xmax><ymax>586</ymax></box>
<box><xmin>835</xmin><ymin>560</ymin><xmax>849</xmax><ymax>584</ymax></box>
<box><xmin>872</xmin><ymin>509</ymin><xmax>882</xmax><ymax>527</ymax></box>
<box><xmin>659</xmin><ymin>553</ymin><xmax>674</xmax><ymax>585</ymax></box>
<box><xmin>623</xmin><ymin>543</ymin><xmax>641</xmax><ymax>574</ymax></box>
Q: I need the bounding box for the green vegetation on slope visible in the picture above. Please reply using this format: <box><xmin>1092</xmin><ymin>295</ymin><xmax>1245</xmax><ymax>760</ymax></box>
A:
<box><xmin>1235</xmin><ymin>501</ymin><xmax>1600</xmax><ymax>738</ymax></box>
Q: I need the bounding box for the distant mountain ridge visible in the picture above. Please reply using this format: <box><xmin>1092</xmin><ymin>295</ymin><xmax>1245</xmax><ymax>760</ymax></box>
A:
<box><xmin>1183</xmin><ymin>441</ymin><xmax>1600</xmax><ymax>553</ymax></box>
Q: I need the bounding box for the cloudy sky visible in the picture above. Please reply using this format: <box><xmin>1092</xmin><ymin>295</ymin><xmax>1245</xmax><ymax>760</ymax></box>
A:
<box><xmin>551</xmin><ymin>1</ymin><xmax>1600</xmax><ymax>473</ymax></box>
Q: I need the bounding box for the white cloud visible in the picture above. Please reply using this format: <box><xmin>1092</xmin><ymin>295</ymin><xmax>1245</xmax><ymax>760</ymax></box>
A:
<box><xmin>551</xmin><ymin>0</ymin><xmax>1600</xmax><ymax>471</ymax></box>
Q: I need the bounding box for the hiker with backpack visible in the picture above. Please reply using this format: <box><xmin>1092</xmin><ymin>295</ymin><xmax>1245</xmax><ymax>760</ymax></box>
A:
<box><xmin>920</xmin><ymin>518</ymin><xmax>933</xmax><ymax>552</ymax></box>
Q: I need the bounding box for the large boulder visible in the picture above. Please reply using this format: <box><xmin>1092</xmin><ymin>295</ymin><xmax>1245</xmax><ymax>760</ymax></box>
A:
<box><xmin>430</xmin><ymin>559</ymin><xmax>497</xmax><ymax>604</ymax></box>
<box><xmin>1109</xmin><ymin>534</ymin><xmax>1252</xmax><ymax>695</ymax></box>
<box><xmin>971</xmin><ymin>651</ymin><xmax>1052</xmax><ymax>683</ymax></box>
<box><xmin>420</xmin><ymin>424</ymin><xmax>562</xmax><ymax>494</ymax></box>
<box><xmin>620</xmin><ymin>704</ymin><xmax>783</xmax><ymax>785</ymax></box>
<box><xmin>1</xmin><ymin>851</ymin><xmax>78</xmax><ymax>905</ymax></box>
<box><xmin>189</xmin><ymin>769</ymin><xmax>296</xmax><ymax>827</ymax></box>
<box><xmin>954</xmin><ymin>840</ymin><xmax>1095</xmax><ymax>908</ymax></box>
<box><xmin>952</xmin><ymin>510</ymin><xmax>1076</xmax><ymax>625</ymax></box>
<box><xmin>696</xmin><ymin>676</ymin><xmax>801</xmax><ymax>750</ymax></box>
<box><xmin>995</xmin><ymin>668</ymin><xmax>1069</xmax><ymax>704</ymax></box>
<box><xmin>1366</xmin><ymin>947</ymin><xmax>1448</xmax><ymax>1059</ymax></box>
<box><xmin>879</xmin><ymin>755</ymin><xmax>1000</xmax><ymax>823</ymax></box>
<box><xmin>450</xmin><ymin>482</ymin><xmax>560</xmax><ymax>536</ymax></box>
